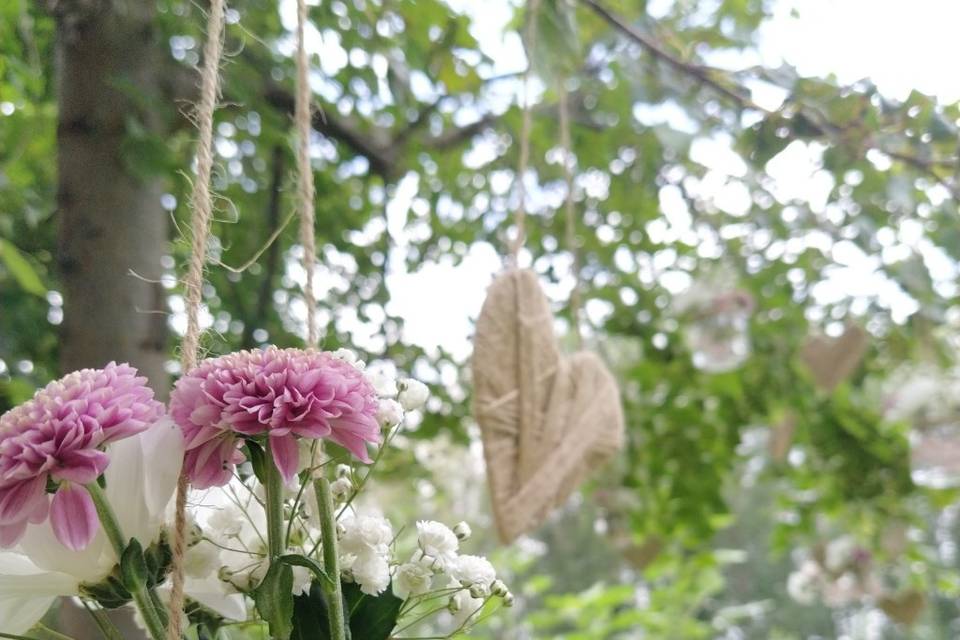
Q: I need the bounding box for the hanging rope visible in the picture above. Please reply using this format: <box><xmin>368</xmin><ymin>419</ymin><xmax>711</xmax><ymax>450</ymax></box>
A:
<box><xmin>166</xmin><ymin>0</ymin><xmax>227</xmax><ymax>635</ymax></box>
<box><xmin>296</xmin><ymin>0</ymin><xmax>318</xmax><ymax>347</ymax></box>
<box><xmin>558</xmin><ymin>83</ymin><xmax>582</xmax><ymax>347</ymax></box>
<box><xmin>509</xmin><ymin>0</ymin><xmax>543</xmax><ymax>263</ymax></box>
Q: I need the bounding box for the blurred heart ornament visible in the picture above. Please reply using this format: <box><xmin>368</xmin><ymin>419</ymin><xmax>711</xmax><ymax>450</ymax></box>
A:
<box><xmin>472</xmin><ymin>269</ymin><xmax>624</xmax><ymax>543</ymax></box>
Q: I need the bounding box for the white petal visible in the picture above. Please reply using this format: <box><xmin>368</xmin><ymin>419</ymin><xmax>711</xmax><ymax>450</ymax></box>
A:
<box><xmin>18</xmin><ymin>521</ymin><xmax>110</xmax><ymax>583</ymax></box>
<box><xmin>142</xmin><ymin>416</ymin><xmax>185</xmax><ymax>519</ymax></box>
<box><xmin>106</xmin><ymin>417</ymin><xmax>183</xmax><ymax>547</ymax></box>
<box><xmin>157</xmin><ymin>576</ymin><xmax>247</xmax><ymax>621</ymax></box>
<box><xmin>0</xmin><ymin>553</ymin><xmax>78</xmax><ymax>633</ymax></box>
<box><xmin>0</xmin><ymin>595</ymin><xmax>58</xmax><ymax>634</ymax></box>
<box><xmin>104</xmin><ymin>431</ymin><xmax>151</xmax><ymax>546</ymax></box>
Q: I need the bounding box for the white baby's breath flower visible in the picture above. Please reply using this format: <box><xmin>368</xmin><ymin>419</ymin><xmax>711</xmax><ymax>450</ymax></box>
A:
<box><xmin>453</xmin><ymin>555</ymin><xmax>495</xmax><ymax>589</ymax></box>
<box><xmin>490</xmin><ymin>579</ymin><xmax>508</xmax><ymax>597</ymax></box>
<box><xmin>336</xmin><ymin>464</ymin><xmax>352</xmax><ymax>479</ymax></box>
<box><xmin>340</xmin><ymin>514</ymin><xmax>394</xmax><ymax>556</ymax></box>
<box><xmin>352</xmin><ymin>551</ymin><xmax>391</xmax><ymax>596</ymax></box>
<box><xmin>377</xmin><ymin>399</ymin><xmax>404</xmax><ymax>428</ymax></box>
<box><xmin>503</xmin><ymin>592</ymin><xmax>515</xmax><ymax>607</ymax></box>
<box><xmin>366</xmin><ymin>368</ymin><xmax>398</xmax><ymax>397</ymax></box>
<box><xmin>417</xmin><ymin>521</ymin><xmax>459</xmax><ymax>570</ymax></box>
<box><xmin>393</xmin><ymin>561</ymin><xmax>433</xmax><ymax>599</ymax></box>
<box><xmin>185</xmin><ymin>540</ymin><xmax>220</xmax><ymax>579</ymax></box>
<box><xmin>398</xmin><ymin>379</ymin><xmax>429</xmax><ymax>411</ymax></box>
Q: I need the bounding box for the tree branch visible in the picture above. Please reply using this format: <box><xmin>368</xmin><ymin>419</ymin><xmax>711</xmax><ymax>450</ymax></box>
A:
<box><xmin>263</xmin><ymin>83</ymin><xmax>398</xmax><ymax>179</ymax></box>
<box><xmin>580</xmin><ymin>0</ymin><xmax>960</xmax><ymax>199</ymax></box>
<box><xmin>579</xmin><ymin>0</ymin><xmax>758</xmax><ymax>110</ymax></box>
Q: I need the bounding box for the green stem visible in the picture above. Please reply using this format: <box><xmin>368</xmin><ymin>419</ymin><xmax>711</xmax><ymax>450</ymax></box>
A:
<box><xmin>314</xmin><ymin>476</ymin><xmax>347</xmax><ymax>640</ymax></box>
<box><xmin>82</xmin><ymin>600</ymin><xmax>124</xmax><ymax>640</ymax></box>
<box><xmin>263</xmin><ymin>439</ymin><xmax>286</xmax><ymax>559</ymax></box>
<box><xmin>85</xmin><ymin>483</ymin><xmax>168</xmax><ymax>640</ymax></box>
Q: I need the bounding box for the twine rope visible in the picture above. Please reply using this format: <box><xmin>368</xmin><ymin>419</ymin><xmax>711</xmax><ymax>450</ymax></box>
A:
<box><xmin>558</xmin><ymin>83</ymin><xmax>582</xmax><ymax>347</ymax></box>
<box><xmin>296</xmin><ymin>0</ymin><xmax>319</xmax><ymax>347</ymax></box>
<box><xmin>509</xmin><ymin>0</ymin><xmax>543</xmax><ymax>262</ymax></box>
<box><xmin>166</xmin><ymin>0</ymin><xmax>226</xmax><ymax>635</ymax></box>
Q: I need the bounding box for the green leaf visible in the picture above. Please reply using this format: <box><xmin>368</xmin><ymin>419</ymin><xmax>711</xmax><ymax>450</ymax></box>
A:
<box><xmin>119</xmin><ymin>538</ymin><xmax>149</xmax><ymax>592</ymax></box>
<box><xmin>0</xmin><ymin>238</ymin><xmax>45</xmax><ymax>296</ymax></box>
<box><xmin>253</xmin><ymin>562</ymin><xmax>295</xmax><ymax>640</ymax></box>
<box><xmin>292</xmin><ymin>582</ymin><xmax>336</xmax><ymax>640</ymax></box>
<box><xmin>343</xmin><ymin>582</ymin><xmax>403</xmax><ymax>640</ymax></box>
<box><xmin>246</xmin><ymin>440</ymin><xmax>268</xmax><ymax>486</ymax></box>
<box><xmin>279</xmin><ymin>554</ymin><xmax>334</xmax><ymax>589</ymax></box>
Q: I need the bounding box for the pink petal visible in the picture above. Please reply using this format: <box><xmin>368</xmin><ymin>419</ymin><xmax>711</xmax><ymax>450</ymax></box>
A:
<box><xmin>0</xmin><ymin>476</ymin><xmax>47</xmax><ymax>524</ymax></box>
<box><xmin>50</xmin><ymin>483</ymin><xmax>99</xmax><ymax>551</ymax></box>
<box><xmin>0</xmin><ymin>520</ymin><xmax>28</xmax><ymax>547</ymax></box>
<box><xmin>269</xmin><ymin>434</ymin><xmax>300</xmax><ymax>484</ymax></box>
<box><xmin>53</xmin><ymin>448</ymin><xmax>110</xmax><ymax>484</ymax></box>
<box><xmin>325</xmin><ymin>428</ymin><xmax>374</xmax><ymax>464</ymax></box>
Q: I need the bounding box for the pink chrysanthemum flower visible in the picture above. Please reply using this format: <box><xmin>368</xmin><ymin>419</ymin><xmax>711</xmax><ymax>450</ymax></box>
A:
<box><xmin>170</xmin><ymin>347</ymin><xmax>380</xmax><ymax>488</ymax></box>
<box><xmin>0</xmin><ymin>363</ymin><xmax>163</xmax><ymax>550</ymax></box>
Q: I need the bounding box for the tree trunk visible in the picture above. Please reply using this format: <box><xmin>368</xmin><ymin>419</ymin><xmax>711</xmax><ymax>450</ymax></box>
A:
<box><xmin>55</xmin><ymin>0</ymin><xmax>168</xmax><ymax>389</ymax></box>
<box><xmin>53</xmin><ymin>1</ymin><xmax>168</xmax><ymax>636</ymax></box>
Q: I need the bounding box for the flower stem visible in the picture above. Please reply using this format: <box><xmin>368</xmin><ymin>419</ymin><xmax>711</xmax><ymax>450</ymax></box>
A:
<box><xmin>85</xmin><ymin>482</ymin><xmax>167</xmax><ymax>640</ymax></box>
<box><xmin>314</xmin><ymin>476</ymin><xmax>347</xmax><ymax>640</ymax></box>
<box><xmin>263</xmin><ymin>439</ymin><xmax>286</xmax><ymax>560</ymax></box>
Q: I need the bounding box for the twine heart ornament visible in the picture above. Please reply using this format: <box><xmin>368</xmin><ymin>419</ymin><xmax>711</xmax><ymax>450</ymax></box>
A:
<box><xmin>800</xmin><ymin>323</ymin><xmax>868</xmax><ymax>391</ymax></box>
<box><xmin>472</xmin><ymin>268</ymin><xmax>624</xmax><ymax>543</ymax></box>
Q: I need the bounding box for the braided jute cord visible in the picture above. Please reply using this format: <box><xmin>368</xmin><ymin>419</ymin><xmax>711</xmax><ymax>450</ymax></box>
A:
<box><xmin>296</xmin><ymin>0</ymin><xmax>319</xmax><ymax>347</ymax></box>
<box><xmin>509</xmin><ymin>0</ymin><xmax>543</xmax><ymax>263</ymax></box>
<box><xmin>166</xmin><ymin>0</ymin><xmax>227</xmax><ymax>635</ymax></box>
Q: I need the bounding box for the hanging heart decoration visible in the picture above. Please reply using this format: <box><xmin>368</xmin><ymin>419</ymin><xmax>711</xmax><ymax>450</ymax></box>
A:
<box><xmin>800</xmin><ymin>323</ymin><xmax>868</xmax><ymax>392</ymax></box>
<box><xmin>473</xmin><ymin>268</ymin><xmax>624</xmax><ymax>543</ymax></box>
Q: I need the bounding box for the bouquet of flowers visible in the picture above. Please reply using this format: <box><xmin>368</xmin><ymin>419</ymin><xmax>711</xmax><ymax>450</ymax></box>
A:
<box><xmin>0</xmin><ymin>349</ymin><xmax>511</xmax><ymax>639</ymax></box>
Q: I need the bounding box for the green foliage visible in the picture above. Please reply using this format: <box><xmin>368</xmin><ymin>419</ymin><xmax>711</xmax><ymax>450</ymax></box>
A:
<box><xmin>6</xmin><ymin>0</ymin><xmax>960</xmax><ymax>636</ymax></box>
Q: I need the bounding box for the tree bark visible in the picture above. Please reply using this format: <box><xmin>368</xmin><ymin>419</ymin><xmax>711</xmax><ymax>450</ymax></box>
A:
<box><xmin>52</xmin><ymin>1</ymin><xmax>168</xmax><ymax>637</ymax></box>
<box><xmin>55</xmin><ymin>0</ymin><xmax>168</xmax><ymax>391</ymax></box>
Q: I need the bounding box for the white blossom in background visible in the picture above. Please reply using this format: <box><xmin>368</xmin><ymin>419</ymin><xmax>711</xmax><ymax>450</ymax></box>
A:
<box><xmin>825</xmin><ymin>535</ymin><xmax>857</xmax><ymax>572</ymax></box>
<box><xmin>787</xmin><ymin>560</ymin><xmax>822</xmax><ymax>605</ymax></box>
<box><xmin>332</xmin><ymin>348</ymin><xmax>363</xmax><ymax>369</ymax></box>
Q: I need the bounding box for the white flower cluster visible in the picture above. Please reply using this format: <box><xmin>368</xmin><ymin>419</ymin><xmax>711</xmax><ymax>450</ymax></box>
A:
<box><xmin>786</xmin><ymin>537</ymin><xmax>882</xmax><ymax>608</ymax></box>
<box><xmin>336</xmin><ymin>516</ymin><xmax>512</xmax><ymax>628</ymax></box>
<box><xmin>359</xmin><ymin>358</ymin><xmax>429</xmax><ymax>430</ymax></box>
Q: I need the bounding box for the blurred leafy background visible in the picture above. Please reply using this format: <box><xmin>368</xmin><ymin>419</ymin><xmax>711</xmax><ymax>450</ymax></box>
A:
<box><xmin>3</xmin><ymin>0</ymin><xmax>960</xmax><ymax>637</ymax></box>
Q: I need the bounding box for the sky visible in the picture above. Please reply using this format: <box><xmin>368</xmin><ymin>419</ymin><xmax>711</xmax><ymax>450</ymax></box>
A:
<box><xmin>382</xmin><ymin>0</ymin><xmax>960</xmax><ymax>359</ymax></box>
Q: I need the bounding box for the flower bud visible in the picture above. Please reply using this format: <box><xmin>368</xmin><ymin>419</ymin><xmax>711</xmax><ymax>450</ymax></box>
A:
<box><xmin>453</xmin><ymin>521</ymin><xmax>472</xmax><ymax>541</ymax></box>
<box><xmin>469</xmin><ymin>583</ymin><xmax>489</xmax><ymax>599</ymax></box>
<box><xmin>491</xmin><ymin>579</ymin><xmax>509</xmax><ymax>597</ymax></box>
<box><xmin>398</xmin><ymin>379</ymin><xmax>429</xmax><ymax>411</ymax></box>
<box><xmin>330</xmin><ymin>477</ymin><xmax>353</xmax><ymax>502</ymax></box>
<box><xmin>503</xmin><ymin>592</ymin><xmax>515</xmax><ymax>607</ymax></box>
<box><xmin>448</xmin><ymin>595</ymin><xmax>462</xmax><ymax>613</ymax></box>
